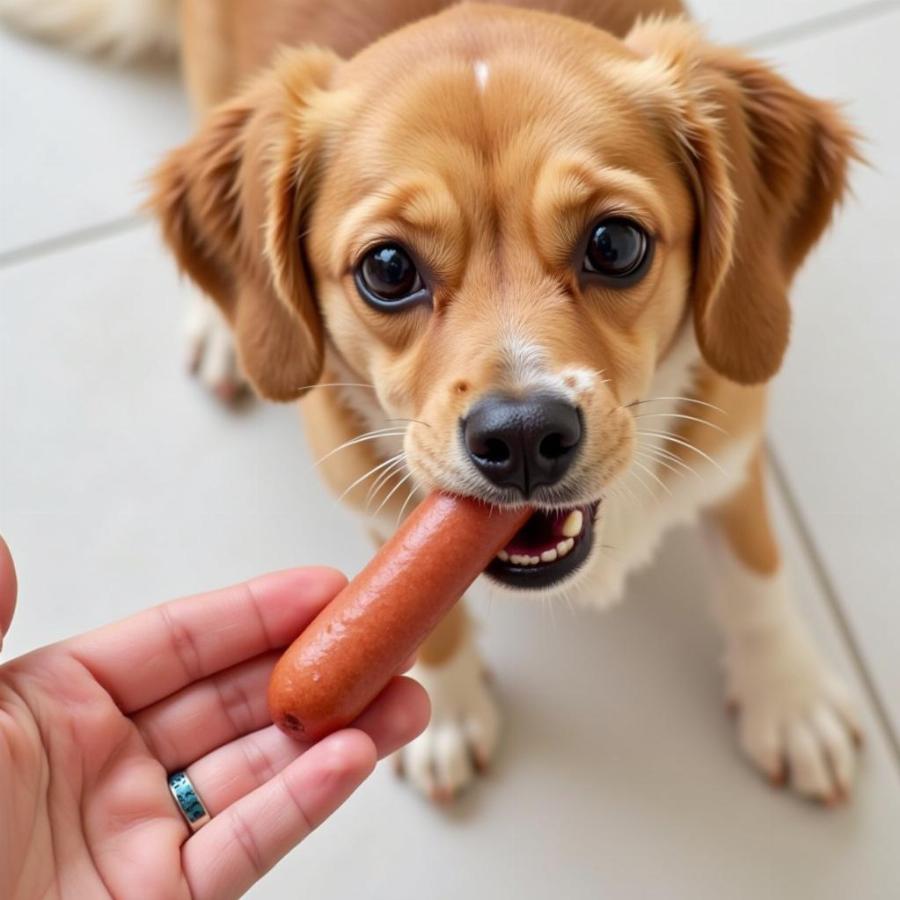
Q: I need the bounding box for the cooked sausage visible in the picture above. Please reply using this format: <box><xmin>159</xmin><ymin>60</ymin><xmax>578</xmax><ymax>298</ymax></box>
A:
<box><xmin>268</xmin><ymin>493</ymin><xmax>531</xmax><ymax>741</ymax></box>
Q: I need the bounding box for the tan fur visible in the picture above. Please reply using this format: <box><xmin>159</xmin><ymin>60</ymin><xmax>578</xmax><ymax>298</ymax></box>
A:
<box><xmin>710</xmin><ymin>447</ymin><xmax>781</xmax><ymax>576</ymax></box>
<box><xmin>178</xmin><ymin>0</ymin><xmax>686</xmax><ymax>91</ymax></box>
<box><xmin>178</xmin><ymin>1</ymin><xmax>235</xmax><ymax>111</ymax></box>
<box><xmin>148</xmin><ymin>0</ymin><xmax>856</xmax><ymax>685</ymax></box>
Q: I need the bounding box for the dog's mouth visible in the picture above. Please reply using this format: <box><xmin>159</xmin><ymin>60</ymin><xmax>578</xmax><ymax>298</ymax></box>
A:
<box><xmin>485</xmin><ymin>500</ymin><xmax>600</xmax><ymax>590</ymax></box>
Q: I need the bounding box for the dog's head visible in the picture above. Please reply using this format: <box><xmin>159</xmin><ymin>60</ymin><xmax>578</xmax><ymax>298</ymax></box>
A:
<box><xmin>150</xmin><ymin>6</ymin><xmax>855</xmax><ymax>592</ymax></box>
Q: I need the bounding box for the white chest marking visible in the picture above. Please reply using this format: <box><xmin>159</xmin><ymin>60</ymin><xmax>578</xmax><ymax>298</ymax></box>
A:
<box><xmin>572</xmin><ymin>328</ymin><xmax>755</xmax><ymax>608</ymax></box>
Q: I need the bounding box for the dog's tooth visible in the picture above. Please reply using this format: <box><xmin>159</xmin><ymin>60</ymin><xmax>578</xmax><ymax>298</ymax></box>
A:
<box><xmin>497</xmin><ymin>550</ymin><xmax>510</xmax><ymax>562</ymax></box>
<box><xmin>556</xmin><ymin>538</ymin><xmax>575</xmax><ymax>558</ymax></box>
<box><xmin>561</xmin><ymin>509</ymin><xmax>583</xmax><ymax>538</ymax></box>
<box><xmin>530</xmin><ymin>555</ymin><xmax>540</xmax><ymax>565</ymax></box>
<box><xmin>541</xmin><ymin>548</ymin><xmax>558</xmax><ymax>563</ymax></box>
<box><xmin>510</xmin><ymin>554</ymin><xmax>526</xmax><ymax>566</ymax></box>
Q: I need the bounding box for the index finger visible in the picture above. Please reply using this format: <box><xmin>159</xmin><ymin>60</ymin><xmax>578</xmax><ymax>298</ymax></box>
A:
<box><xmin>67</xmin><ymin>567</ymin><xmax>347</xmax><ymax>713</ymax></box>
<box><xmin>0</xmin><ymin>535</ymin><xmax>17</xmax><ymax>652</ymax></box>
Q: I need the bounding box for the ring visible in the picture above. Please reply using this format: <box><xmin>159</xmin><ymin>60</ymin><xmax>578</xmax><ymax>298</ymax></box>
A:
<box><xmin>168</xmin><ymin>770</ymin><xmax>211</xmax><ymax>831</ymax></box>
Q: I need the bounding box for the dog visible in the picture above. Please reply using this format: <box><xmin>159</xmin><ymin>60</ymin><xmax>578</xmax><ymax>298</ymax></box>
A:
<box><xmin>3</xmin><ymin>0</ymin><xmax>862</xmax><ymax>805</ymax></box>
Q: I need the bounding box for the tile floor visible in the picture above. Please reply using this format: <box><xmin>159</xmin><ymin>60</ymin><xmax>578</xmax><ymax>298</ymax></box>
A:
<box><xmin>1</xmin><ymin>3</ymin><xmax>898</xmax><ymax>898</ymax></box>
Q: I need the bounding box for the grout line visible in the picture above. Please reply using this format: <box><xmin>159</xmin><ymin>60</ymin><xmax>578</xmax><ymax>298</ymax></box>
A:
<box><xmin>743</xmin><ymin>0</ymin><xmax>900</xmax><ymax>50</ymax></box>
<box><xmin>0</xmin><ymin>214</ymin><xmax>148</xmax><ymax>270</ymax></box>
<box><xmin>768</xmin><ymin>441</ymin><xmax>900</xmax><ymax>774</ymax></box>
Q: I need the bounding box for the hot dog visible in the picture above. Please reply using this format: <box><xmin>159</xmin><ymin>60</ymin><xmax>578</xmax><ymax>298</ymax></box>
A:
<box><xmin>268</xmin><ymin>493</ymin><xmax>531</xmax><ymax>741</ymax></box>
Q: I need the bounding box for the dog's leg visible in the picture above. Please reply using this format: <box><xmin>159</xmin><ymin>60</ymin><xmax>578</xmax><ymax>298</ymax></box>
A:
<box><xmin>0</xmin><ymin>0</ymin><xmax>179</xmax><ymax>59</ymax></box>
<box><xmin>395</xmin><ymin>600</ymin><xmax>501</xmax><ymax>803</ymax></box>
<box><xmin>184</xmin><ymin>286</ymin><xmax>248</xmax><ymax>402</ymax></box>
<box><xmin>704</xmin><ymin>449</ymin><xmax>862</xmax><ymax>803</ymax></box>
<box><xmin>176</xmin><ymin>3</ymin><xmax>248</xmax><ymax>404</ymax></box>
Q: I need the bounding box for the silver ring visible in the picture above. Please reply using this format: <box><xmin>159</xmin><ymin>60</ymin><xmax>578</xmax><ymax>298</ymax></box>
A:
<box><xmin>168</xmin><ymin>770</ymin><xmax>210</xmax><ymax>831</ymax></box>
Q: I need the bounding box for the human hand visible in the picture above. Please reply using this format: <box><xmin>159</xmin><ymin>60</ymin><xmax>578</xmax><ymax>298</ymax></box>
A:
<box><xmin>0</xmin><ymin>537</ymin><xmax>429</xmax><ymax>899</ymax></box>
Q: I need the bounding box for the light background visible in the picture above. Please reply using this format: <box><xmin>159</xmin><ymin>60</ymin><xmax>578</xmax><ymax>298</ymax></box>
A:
<box><xmin>1</xmin><ymin>2</ymin><xmax>899</xmax><ymax>896</ymax></box>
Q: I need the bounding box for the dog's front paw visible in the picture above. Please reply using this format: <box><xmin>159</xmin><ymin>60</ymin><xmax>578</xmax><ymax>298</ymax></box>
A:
<box><xmin>396</xmin><ymin>642</ymin><xmax>500</xmax><ymax>804</ymax></box>
<box><xmin>725</xmin><ymin>624</ymin><xmax>862</xmax><ymax>804</ymax></box>
<box><xmin>184</xmin><ymin>292</ymin><xmax>250</xmax><ymax>403</ymax></box>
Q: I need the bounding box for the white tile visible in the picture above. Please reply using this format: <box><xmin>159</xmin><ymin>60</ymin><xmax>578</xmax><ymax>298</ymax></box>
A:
<box><xmin>0</xmin><ymin>29</ymin><xmax>190</xmax><ymax>256</ymax></box>
<box><xmin>1</xmin><ymin>228</ymin><xmax>898</xmax><ymax>898</ymax></box>
<box><xmin>689</xmin><ymin>0</ymin><xmax>877</xmax><ymax>45</ymax></box>
<box><xmin>0</xmin><ymin>227</ymin><xmax>363</xmax><ymax>641</ymax></box>
<box><xmin>764</xmin><ymin>11</ymin><xmax>900</xmax><ymax>732</ymax></box>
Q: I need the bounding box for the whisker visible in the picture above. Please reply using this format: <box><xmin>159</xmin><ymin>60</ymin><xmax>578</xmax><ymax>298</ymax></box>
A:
<box><xmin>615</xmin><ymin>467</ymin><xmax>646</xmax><ymax>504</ymax></box>
<box><xmin>336</xmin><ymin>452</ymin><xmax>405</xmax><ymax>504</ymax></box>
<box><xmin>312</xmin><ymin>428</ymin><xmax>406</xmax><ymax>469</ymax></box>
<box><xmin>624</xmin><ymin>465</ymin><xmax>656</xmax><ymax>503</ymax></box>
<box><xmin>561</xmin><ymin>584</ymin><xmax>578</xmax><ymax>616</ymax></box>
<box><xmin>366</xmin><ymin>459</ymin><xmax>403</xmax><ymax>497</ymax></box>
<box><xmin>484</xmin><ymin>583</ymin><xmax>496</xmax><ymax>625</ymax></box>
<box><xmin>633</xmin><ymin>447</ymin><xmax>683</xmax><ymax>478</ymax></box>
<box><xmin>626</xmin><ymin>395</ymin><xmax>726</xmax><ymax>415</ymax></box>
<box><xmin>384</xmin><ymin>417</ymin><xmax>432</xmax><ymax>429</ymax></box>
<box><xmin>608</xmin><ymin>478</ymin><xmax>639</xmax><ymax>510</ymax></box>
<box><xmin>372</xmin><ymin>470</ymin><xmax>415</xmax><ymax>519</ymax></box>
<box><xmin>550</xmin><ymin>585</ymin><xmax>572</xmax><ymax>624</ymax></box>
<box><xmin>605</xmin><ymin>493</ymin><xmax>622</xmax><ymax>536</ymax></box>
<box><xmin>635</xmin><ymin>442</ymin><xmax>704</xmax><ymax>481</ymax></box>
<box><xmin>296</xmin><ymin>382</ymin><xmax>377</xmax><ymax>392</ymax></box>
<box><xmin>630</xmin><ymin>458</ymin><xmax>672</xmax><ymax>497</ymax></box>
<box><xmin>636</xmin><ymin>430</ymin><xmax>724</xmax><ymax>473</ymax></box>
<box><xmin>395</xmin><ymin>482</ymin><xmax>420</xmax><ymax>527</ymax></box>
<box><xmin>606</xmin><ymin>485</ymin><xmax>626</xmax><ymax>523</ymax></box>
<box><xmin>637</xmin><ymin>439</ymin><xmax>696</xmax><ymax>467</ymax></box>
<box><xmin>545</xmin><ymin>592</ymin><xmax>558</xmax><ymax>630</ymax></box>
<box><xmin>632</xmin><ymin>411</ymin><xmax>727</xmax><ymax>434</ymax></box>
<box><xmin>606</xmin><ymin>490</ymin><xmax>628</xmax><ymax>538</ymax></box>
<box><xmin>365</xmin><ymin>457</ymin><xmax>407</xmax><ymax>511</ymax></box>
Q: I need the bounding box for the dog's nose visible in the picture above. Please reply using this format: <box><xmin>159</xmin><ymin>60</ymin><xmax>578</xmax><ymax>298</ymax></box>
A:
<box><xmin>462</xmin><ymin>394</ymin><xmax>582</xmax><ymax>496</ymax></box>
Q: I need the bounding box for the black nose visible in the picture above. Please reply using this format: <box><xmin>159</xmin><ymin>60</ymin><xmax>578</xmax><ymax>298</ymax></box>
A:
<box><xmin>462</xmin><ymin>393</ymin><xmax>582</xmax><ymax>496</ymax></box>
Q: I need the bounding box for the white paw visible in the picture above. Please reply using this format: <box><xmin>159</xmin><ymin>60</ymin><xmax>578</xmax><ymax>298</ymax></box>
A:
<box><xmin>184</xmin><ymin>293</ymin><xmax>249</xmax><ymax>403</ymax></box>
<box><xmin>396</xmin><ymin>642</ymin><xmax>500</xmax><ymax>803</ymax></box>
<box><xmin>725</xmin><ymin>625</ymin><xmax>862</xmax><ymax>804</ymax></box>
<box><xmin>0</xmin><ymin>0</ymin><xmax>179</xmax><ymax>60</ymax></box>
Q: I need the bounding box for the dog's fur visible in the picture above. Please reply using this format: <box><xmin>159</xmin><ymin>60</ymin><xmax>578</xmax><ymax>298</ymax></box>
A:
<box><xmin>3</xmin><ymin>0</ymin><xmax>862</xmax><ymax>803</ymax></box>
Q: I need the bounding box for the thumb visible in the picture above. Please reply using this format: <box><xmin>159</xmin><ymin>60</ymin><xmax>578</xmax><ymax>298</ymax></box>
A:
<box><xmin>0</xmin><ymin>535</ymin><xmax>17</xmax><ymax>653</ymax></box>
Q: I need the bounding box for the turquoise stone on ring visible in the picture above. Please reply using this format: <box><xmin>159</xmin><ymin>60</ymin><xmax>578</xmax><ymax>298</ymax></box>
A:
<box><xmin>168</xmin><ymin>771</ymin><xmax>210</xmax><ymax>830</ymax></box>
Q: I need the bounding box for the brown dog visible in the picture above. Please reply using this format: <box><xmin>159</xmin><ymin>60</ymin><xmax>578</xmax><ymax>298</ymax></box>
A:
<box><xmin>3</xmin><ymin>0</ymin><xmax>862</xmax><ymax>804</ymax></box>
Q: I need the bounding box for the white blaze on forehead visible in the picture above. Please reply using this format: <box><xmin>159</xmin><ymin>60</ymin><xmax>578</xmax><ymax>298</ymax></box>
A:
<box><xmin>474</xmin><ymin>60</ymin><xmax>490</xmax><ymax>92</ymax></box>
<box><xmin>501</xmin><ymin>335</ymin><xmax>546</xmax><ymax>385</ymax></box>
<box><xmin>500</xmin><ymin>334</ymin><xmax>598</xmax><ymax>400</ymax></box>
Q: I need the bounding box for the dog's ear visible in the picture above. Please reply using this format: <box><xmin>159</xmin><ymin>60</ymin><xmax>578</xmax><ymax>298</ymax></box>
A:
<box><xmin>148</xmin><ymin>47</ymin><xmax>340</xmax><ymax>401</ymax></box>
<box><xmin>627</xmin><ymin>20</ymin><xmax>858</xmax><ymax>384</ymax></box>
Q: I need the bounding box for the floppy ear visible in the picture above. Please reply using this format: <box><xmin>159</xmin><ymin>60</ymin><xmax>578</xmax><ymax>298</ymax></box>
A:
<box><xmin>627</xmin><ymin>20</ymin><xmax>859</xmax><ymax>384</ymax></box>
<box><xmin>148</xmin><ymin>47</ymin><xmax>339</xmax><ymax>401</ymax></box>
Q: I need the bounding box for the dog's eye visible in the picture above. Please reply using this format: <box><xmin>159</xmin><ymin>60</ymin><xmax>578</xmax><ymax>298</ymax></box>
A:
<box><xmin>355</xmin><ymin>243</ymin><xmax>426</xmax><ymax>309</ymax></box>
<box><xmin>583</xmin><ymin>218</ymin><xmax>650</xmax><ymax>280</ymax></box>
